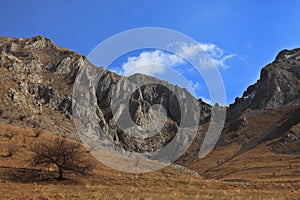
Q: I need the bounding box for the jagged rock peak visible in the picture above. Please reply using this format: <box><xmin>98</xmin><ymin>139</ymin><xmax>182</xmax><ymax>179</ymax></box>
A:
<box><xmin>0</xmin><ymin>36</ymin><xmax>56</xmax><ymax>50</ymax></box>
<box><xmin>228</xmin><ymin>48</ymin><xmax>300</xmax><ymax>117</ymax></box>
<box><xmin>275</xmin><ymin>48</ymin><xmax>300</xmax><ymax>61</ymax></box>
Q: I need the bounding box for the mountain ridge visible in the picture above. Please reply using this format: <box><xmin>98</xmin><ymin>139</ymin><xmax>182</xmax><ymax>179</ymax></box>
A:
<box><xmin>0</xmin><ymin>35</ymin><xmax>299</xmax><ymax>179</ymax></box>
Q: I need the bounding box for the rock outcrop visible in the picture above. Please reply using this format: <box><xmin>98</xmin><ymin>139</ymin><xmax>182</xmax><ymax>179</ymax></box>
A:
<box><xmin>227</xmin><ymin>48</ymin><xmax>300</xmax><ymax>120</ymax></box>
<box><xmin>0</xmin><ymin>36</ymin><xmax>86</xmax><ymax>139</ymax></box>
<box><xmin>0</xmin><ymin>36</ymin><xmax>211</xmax><ymax>153</ymax></box>
<box><xmin>219</xmin><ymin>48</ymin><xmax>300</xmax><ymax>152</ymax></box>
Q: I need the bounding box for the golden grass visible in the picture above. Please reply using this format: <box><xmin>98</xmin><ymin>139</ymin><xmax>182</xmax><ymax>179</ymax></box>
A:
<box><xmin>1</xmin><ymin>123</ymin><xmax>300</xmax><ymax>199</ymax></box>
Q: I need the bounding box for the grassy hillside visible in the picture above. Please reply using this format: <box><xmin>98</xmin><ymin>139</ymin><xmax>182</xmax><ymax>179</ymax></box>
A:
<box><xmin>1</xmin><ymin>123</ymin><xmax>300</xmax><ymax>199</ymax></box>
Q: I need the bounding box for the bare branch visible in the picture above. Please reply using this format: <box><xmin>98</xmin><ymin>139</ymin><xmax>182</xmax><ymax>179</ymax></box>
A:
<box><xmin>29</xmin><ymin>136</ymin><xmax>94</xmax><ymax>180</ymax></box>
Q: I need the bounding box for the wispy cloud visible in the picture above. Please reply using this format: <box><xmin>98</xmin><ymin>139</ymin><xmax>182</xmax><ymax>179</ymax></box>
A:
<box><xmin>120</xmin><ymin>42</ymin><xmax>235</xmax><ymax>77</ymax></box>
<box><xmin>121</xmin><ymin>50</ymin><xmax>184</xmax><ymax>76</ymax></box>
<box><xmin>173</xmin><ymin>42</ymin><xmax>236</xmax><ymax>69</ymax></box>
<box><xmin>188</xmin><ymin>80</ymin><xmax>201</xmax><ymax>91</ymax></box>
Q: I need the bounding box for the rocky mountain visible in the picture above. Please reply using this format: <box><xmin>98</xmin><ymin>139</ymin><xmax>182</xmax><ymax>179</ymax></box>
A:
<box><xmin>222</xmin><ymin>48</ymin><xmax>300</xmax><ymax>148</ymax></box>
<box><xmin>228</xmin><ymin>48</ymin><xmax>300</xmax><ymax>119</ymax></box>
<box><xmin>0</xmin><ymin>36</ymin><xmax>211</xmax><ymax>155</ymax></box>
<box><xmin>0</xmin><ymin>36</ymin><xmax>299</xmax><ymax>178</ymax></box>
<box><xmin>186</xmin><ymin>48</ymin><xmax>300</xmax><ymax>179</ymax></box>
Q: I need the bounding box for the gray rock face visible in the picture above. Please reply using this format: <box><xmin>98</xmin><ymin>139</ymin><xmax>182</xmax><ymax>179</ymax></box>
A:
<box><xmin>72</xmin><ymin>65</ymin><xmax>206</xmax><ymax>155</ymax></box>
<box><xmin>0</xmin><ymin>36</ymin><xmax>85</xmax><ymax>138</ymax></box>
<box><xmin>220</xmin><ymin>49</ymin><xmax>300</xmax><ymax>154</ymax></box>
<box><xmin>0</xmin><ymin>36</ymin><xmax>212</xmax><ymax>154</ymax></box>
<box><xmin>228</xmin><ymin>48</ymin><xmax>300</xmax><ymax>119</ymax></box>
<box><xmin>92</xmin><ymin>71</ymin><xmax>202</xmax><ymax>153</ymax></box>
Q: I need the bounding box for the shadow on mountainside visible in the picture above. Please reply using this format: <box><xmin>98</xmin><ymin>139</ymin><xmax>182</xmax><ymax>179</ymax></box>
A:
<box><xmin>203</xmin><ymin>106</ymin><xmax>300</xmax><ymax>177</ymax></box>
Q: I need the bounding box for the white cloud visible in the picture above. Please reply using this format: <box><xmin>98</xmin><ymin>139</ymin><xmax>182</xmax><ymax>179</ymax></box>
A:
<box><xmin>121</xmin><ymin>50</ymin><xmax>184</xmax><ymax>76</ymax></box>
<box><xmin>188</xmin><ymin>80</ymin><xmax>201</xmax><ymax>91</ymax></box>
<box><xmin>120</xmin><ymin>42</ymin><xmax>235</xmax><ymax>77</ymax></box>
<box><xmin>173</xmin><ymin>42</ymin><xmax>236</xmax><ymax>69</ymax></box>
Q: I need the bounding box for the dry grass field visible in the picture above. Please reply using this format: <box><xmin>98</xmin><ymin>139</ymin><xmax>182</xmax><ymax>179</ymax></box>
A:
<box><xmin>1</xmin><ymin>123</ymin><xmax>300</xmax><ymax>200</ymax></box>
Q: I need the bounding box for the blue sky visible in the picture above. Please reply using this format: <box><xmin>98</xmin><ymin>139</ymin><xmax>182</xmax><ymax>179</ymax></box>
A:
<box><xmin>1</xmin><ymin>0</ymin><xmax>300</xmax><ymax>104</ymax></box>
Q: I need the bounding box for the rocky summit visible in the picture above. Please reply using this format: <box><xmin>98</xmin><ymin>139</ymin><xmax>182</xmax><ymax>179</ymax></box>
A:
<box><xmin>228</xmin><ymin>48</ymin><xmax>300</xmax><ymax>117</ymax></box>
<box><xmin>216</xmin><ymin>48</ymin><xmax>300</xmax><ymax>151</ymax></box>
<box><xmin>185</xmin><ymin>48</ymin><xmax>300</xmax><ymax>179</ymax></box>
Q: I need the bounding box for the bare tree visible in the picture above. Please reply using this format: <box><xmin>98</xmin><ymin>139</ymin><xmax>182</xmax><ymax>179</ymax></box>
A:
<box><xmin>30</xmin><ymin>137</ymin><xmax>94</xmax><ymax>180</ymax></box>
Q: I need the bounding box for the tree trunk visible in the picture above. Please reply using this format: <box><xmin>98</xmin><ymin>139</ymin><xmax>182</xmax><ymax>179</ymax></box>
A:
<box><xmin>58</xmin><ymin>167</ymin><xmax>64</xmax><ymax>180</ymax></box>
